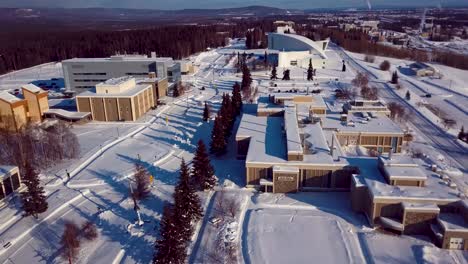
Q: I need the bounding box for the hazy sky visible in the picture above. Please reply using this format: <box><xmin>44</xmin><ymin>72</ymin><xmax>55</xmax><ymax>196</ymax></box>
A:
<box><xmin>0</xmin><ymin>0</ymin><xmax>463</xmax><ymax>10</ymax></box>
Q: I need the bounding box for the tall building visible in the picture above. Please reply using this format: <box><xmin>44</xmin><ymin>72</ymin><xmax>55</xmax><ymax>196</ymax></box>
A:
<box><xmin>62</xmin><ymin>54</ymin><xmax>181</xmax><ymax>93</ymax></box>
<box><xmin>268</xmin><ymin>29</ymin><xmax>329</xmax><ymax>69</ymax></box>
<box><xmin>76</xmin><ymin>75</ymin><xmax>167</xmax><ymax>122</ymax></box>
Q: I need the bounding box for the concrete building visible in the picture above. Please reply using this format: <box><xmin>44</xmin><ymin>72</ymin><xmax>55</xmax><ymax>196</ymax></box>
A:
<box><xmin>409</xmin><ymin>62</ymin><xmax>437</xmax><ymax>77</ymax></box>
<box><xmin>0</xmin><ymin>91</ymin><xmax>28</xmax><ymax>131</ymax></box>
<box><xmin>0</xmin><ymin>166</ymin><xmax>22</xmax><ymax>204</ymax></box>
<box><xmin>22</xmin><ymin>84</ymin><xmax>49</xmax><ymax>122</ymax></box>
<box><xmin>62</xmin><ymin>54</ymin><xmax>181</xmax><ymax>93</ymax></box>
<box><xmin>236</xmin><ymin>94</ymin><xmax>467</xmax><ymax>250</ymax></box>
<box><xmin>268</xmin><ymin>31</ymin><xmax>329</xmax><ymax>69</ymax></box>
<box><xmin>350</xmin><ymin>156</ymin><xmax>468</xmax><ymax>250</ymax></box>
<box><xmin>76</xmin><ymin>76</ymin><xmax>167</xmax><ymax>122</ymax></box>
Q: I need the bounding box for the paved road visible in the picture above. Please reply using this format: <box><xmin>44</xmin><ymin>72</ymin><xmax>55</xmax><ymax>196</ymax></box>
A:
<box><xmin>333</xmin><ymin>44</ymin><xmax>468</xmax><ymax>173</ymax></box>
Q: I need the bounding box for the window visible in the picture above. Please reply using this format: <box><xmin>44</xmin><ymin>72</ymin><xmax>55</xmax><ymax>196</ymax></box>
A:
<box><xmin>290</xmin><ymin>60</ymin><xmax>297</xmax><ymax>66</ymax></box>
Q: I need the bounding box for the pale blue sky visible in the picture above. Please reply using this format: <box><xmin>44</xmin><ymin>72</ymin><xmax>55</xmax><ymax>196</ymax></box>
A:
<box><xmin>0</xmin><ymin>0</ymin><xmax>463</xmax><ymax>10</ymax></box>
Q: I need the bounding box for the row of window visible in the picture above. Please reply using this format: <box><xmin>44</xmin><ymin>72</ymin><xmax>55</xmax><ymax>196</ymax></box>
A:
<box><xmin>125</xmin><ymin>73</ymin><xmax>148</xmax><ymax>76</ymax></box>
<box><xmin>73</xmin><ymin>73</ymin><xmax>107</xmax><ymax>76</ymax></box>
<box><xmin>74</xmin><ymin>79</ymin><xmax>107</xmax><ymax>83</ymax></box>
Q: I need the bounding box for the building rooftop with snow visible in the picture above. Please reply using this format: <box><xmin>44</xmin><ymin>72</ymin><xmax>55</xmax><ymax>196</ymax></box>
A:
<box><xmin>62</xmin><ymin>53</ymin><xmax>180</xmax><ymax>93</ymax></box>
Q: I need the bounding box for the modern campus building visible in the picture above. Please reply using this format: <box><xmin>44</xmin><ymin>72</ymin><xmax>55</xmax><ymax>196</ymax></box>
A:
<box><xmin>236</xmin><ymin>94</ymin><xmax>404</xmax><ymax>193</ymax></box>
<box><xmin>0</xmin><ymin>166</ymin><xmax>22</xmax><ymax>204</ymax></box>
<box><xmin>236</xmin><ymin>93</ymin><xmax>467</xmax><ymax>250</ymax></box>
<box><xmin>0</xmin><ymin>91</ymin><xmax>28</xmax><ymax>131</ymax></box>
<box><xmin>268</xmin><ymin>27</ymin><xmax>330</xmax><ymax>69</ymax></box>
<box><xmin>62</xmin><ymin>54</ymin><xmax>181</xmax><ymax>93</ymax></box>
<box><xmin>76</xmin><ymin>75</ymin><xmax>168</xmax><ymax>122</ymax></box>
<box><xmin>0</xmin><ymin>84</ymin><xmax>49</xmax><ymax>131</ymax></box>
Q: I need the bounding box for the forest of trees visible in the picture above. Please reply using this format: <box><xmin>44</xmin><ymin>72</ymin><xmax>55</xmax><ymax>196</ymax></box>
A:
<box><xmin>299</xmin><ymin>26</ymin><xmax>468</xmax><ymax>70</ymax></box>
<box><xmin>0</xmin><ymin>20</ymin><xmax>275</xmax><ymax>75</ymax></box>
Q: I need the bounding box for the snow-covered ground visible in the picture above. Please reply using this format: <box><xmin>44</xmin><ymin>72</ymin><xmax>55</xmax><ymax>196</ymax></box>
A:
<box><xmin>1</xmin><ymin>37</ymin><xmax>467</xmax><ymax>264</ymax></box>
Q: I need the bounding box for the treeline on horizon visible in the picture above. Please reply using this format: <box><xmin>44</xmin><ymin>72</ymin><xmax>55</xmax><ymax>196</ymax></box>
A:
<box><xmin>299</xmin><ymin>26</ymin><xmax>468</xmax><ymax>70</ymax></box>
<box><xmin>0</xmin><ymin>19</ymin><xmax>467</xmax><ymax>75</ymax></box>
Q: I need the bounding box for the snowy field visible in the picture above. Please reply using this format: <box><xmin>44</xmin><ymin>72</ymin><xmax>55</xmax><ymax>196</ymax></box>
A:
<box><xmin>0</xmin><ymin>62</ymin><xmax>63</xmax><ymax>92</ymax></box>
<box><xmin>244</xmin><ymin>209</ymin><xmax>354</xmax><ymax>264</ymax></box>
<box><xmin>1</xmin><ymin>37</ymin><xmax>467</xmax><ymax>264</ymax></box>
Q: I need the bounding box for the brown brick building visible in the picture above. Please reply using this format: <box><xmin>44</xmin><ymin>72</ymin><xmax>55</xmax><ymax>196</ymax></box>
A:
<box><xmin>76</xmin><ymin>76</ymin><xmax>167</xmax><ymax>122</ymax></box>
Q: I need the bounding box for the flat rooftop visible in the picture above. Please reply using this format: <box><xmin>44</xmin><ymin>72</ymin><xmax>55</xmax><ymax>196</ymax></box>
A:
<box><xmin>438</xmin><ymin>213</ymin><xmax>468</xmax><ymax>232</ymax></box>
<box><xmin>63</xmin><ymin>55</ymin><xmax>174</xmax><ymax>63</ymax></box>
<box><xmin>0</xmin><ymin>91</ymin><xmax>22</xmax><ymax>104</ymax></box>
<box><xmin>102</xmin><ymin>76</ymin><xmax>133</xmax><ymax>85</ymax></box>
<box><xmin>0</xmin><ymin>165</ymin><xmax>17</xmax><ymax>180</ymax></box>
<box><xmin>236</xmin><ymin>113</ymin><xmax>287</xmax><ymax>164</ymax></box>
<box><xmin>236</xmin><ymin>111</ymin><xmax>347</xmax><ymax>167</ymax></box>
<box><xmin>22</xmin><ymin>84</ymin><xmax>46</xmax><ymax>94</ymax></box>
<box><xmin>322</xmin><ymin>113</ymin><xmax>403</xmax><ymax>135</ymax></box>
<box><xmin>76</xmin><ymin>83</ymin><xmax>151</xmax><ymax>98</ymax></box>
<box><xmin>348</xmin><ymin>157</ymin><xmax>461</xmax><ymax>202</ymax></box>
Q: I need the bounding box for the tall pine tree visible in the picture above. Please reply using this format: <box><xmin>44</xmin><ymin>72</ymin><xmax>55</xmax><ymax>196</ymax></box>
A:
<box><xmin>270</xmin><ymin>65</ymin><xmax>278</xmax><ymax>80</ymax></box>
<box><xmin>220</xmin><ymin>93</ymin><xmax>234</xmax><ymax>138</ymax></box>
<box><xmin>203</xmin><ymin>102</ymin><xmax>210</xmax><ymax>122</ymax></box>
<box><xmin>307</xmin><ymin>59</ymin><xmax>314</xmax><ymax>81</ymax></box>
<box><xmin>174</xmin><ymin>158</ymin><xmax>203</xmax><ymax>241</ymax></box>
<box><xmin>241</xmin><ymin>64</ymin><xmax>252</xmax><ymax>96</ymax></box>
<box><xmin>210</xmin><ymin>115</ymin><xmax>227</xmax><ymax>156</ymax></box>
<box><xmin>153</xmin><ymin>204</ymin><xmax>186</xmax><ymax>264</ymax></box>
<box><xmin>133</xmin><ymin>162</ymin><xmax>151</xmax><ymax>200</ymax></box>
<box><xmin>21</xmin><ymin>161</ymin><xmax>48</xmax><ymax>218</ymax></box>
<box><xmin>231</xmin><ymin>82</ymin><xmax>243</xmax><ymax>116</ymax></box>
<box><xmin>282</xmin><ymin>69</ymin><xmax>291</xmax><ymax>81</ymax></box>
<box><xmin>391</xmin><ymin>71</ymin><xmax>399</xmax><ymax>84</ymax></box>
<box><xmin>191</xmin><ymin>140</ymin><xmax>216</xmax><ymax>191</ymax></box>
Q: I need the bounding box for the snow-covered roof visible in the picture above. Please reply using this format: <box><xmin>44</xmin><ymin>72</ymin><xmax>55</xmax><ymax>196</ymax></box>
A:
<box><xmin>0</xmin><ymin>165</ymin><xmax>17</xmax><ymax>180</ymax></box>
<box><xmin>44</xmin><ymin>109</ymin><xmax>91</xmax><ymax>120</ymax></box>
<box><xmin>268</xmin><ymin>33</ymin><xmax>328</xmax><ymax>59</ymax></box>
<box><xmin>236</xmin><ymin>113</ymin><xmax>287</xmax><ymax>164</ymax></box>
<box><xmin>0</xmin><ymin>91</ymin><xmax>21</xmax><ymax>104</ymax></box>
<box><xmin>348</xmin><ymin>157</ymin><xmax>461</xmax><ymax>202</ymax></box>
<box><xmin>63</xmin><ymin>55</ymin><xmax>174</xmax><ymax>63</ymax></box>
<box><xmin>284</xmin><ymin>106</ymin><xmax>303</xmax><ymax>155</ymax></box>
<box><xmin>273</xmin><ymin>166</ymin><xmax>299</xmax><ymax>174</ymax></box>
<box><xmin>438</xmin><ymin>213</ymin><xmax>468</xmax><ymax>232</ymax></box>
<box><xmin>402</xmin><ymin>202</ymin><xmax>440</xmax><ymax>212</ymax></box>
<box><xmin>322</xmin><ymin>114</ymin><xmax>404</xmax><ymax>135</ymax></box>
<box><xmin>76</xmin><ymin>83</ymin><xmax>151</xmax><ymax>98</ymax></box>
<box><xmin>22</xmin><ymin>83</ymin><xmax>46</xmax><ymax>94</ymax></box>
<box><xmin>384</xmin><ymin>166</ymin><xmax>427</xmax><ymax>181</ymax></box>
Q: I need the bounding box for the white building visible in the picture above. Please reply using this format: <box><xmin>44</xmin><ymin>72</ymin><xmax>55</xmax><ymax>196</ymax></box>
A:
<box><xmin>267</xmin><ymin>32</ymin><xmax>329</xmax><ymax>69</ymax></box>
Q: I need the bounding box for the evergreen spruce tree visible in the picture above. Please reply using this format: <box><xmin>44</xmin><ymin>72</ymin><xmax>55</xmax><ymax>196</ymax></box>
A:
<box><xmin>191</xmin><ymin>140</ymin><xmax>216</xmax><ymax>191</ymax></box>
<box><xmin>21</xmin><ymin>161</ymin><xmax>48</xmax><ymax>218</ymax></box>
<box><xmin>391</xmin><ymin>71</ymin><xmax>399</xmax><ymax>84</ymax></box>
<box><xmin>405</xmin><ymin>90</ymin><xmax>411</xmax><ymax>100</ymax></box>
<box><xmin>220</xmin><ymin>94</ymin><xmax>234</xmax><ymax>137</ymax></box>
<box><xmin>174</xmin><ymin>159</ymin><xmax>203</xmax><ymax>240</ymax></box>
<box><xmin>203</xmin><ymin>102</ymin><xmax>210</xmax><ymax>122</ymax></box>
<box><xmin>231</xmin><ymin>82</ymin><xmax>242</xmax><ymax>116</ymax></box>
<box><xmin>307</xmin><ymin>59</ymin><xmax>314</xmax><ymax>81</ymax></box>
<box><xmin>241</xmin><ymin>64</ymin><xmax>252</xmax><ymax>94</ymax></box>
<box><xmin>153</xmin><ymin>204</ymin><xmax>186</xmax><ymax>264</ymax></box>
<box><xmin>458</xmin><ymin>126</ymin><xmax>465</xmax><ymax>140</ymax></box>
<box><xmin>133</xmin><ymin>162</ymin><xmax>151</xmax><ymax>200</ymax></box>
<box><xmin>270</xmin><ymin>65</ymin><xmax>278</xmax><ymax>80</ymax></box>
<box><xmin>282</xmin><ymin>69</ymin><xmax>291</xmax><ymax>81</ymax></box>
<box><xmin>210</xmin><ymin>115</ymin><xmax>227</xmax><ymax>156</ymax></box>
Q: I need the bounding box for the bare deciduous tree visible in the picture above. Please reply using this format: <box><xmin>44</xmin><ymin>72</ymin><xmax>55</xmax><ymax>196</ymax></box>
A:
<box><xmin>61</xmin><ymin>221</ymin><xmax>81</xmax><ymax>264</ymax></box>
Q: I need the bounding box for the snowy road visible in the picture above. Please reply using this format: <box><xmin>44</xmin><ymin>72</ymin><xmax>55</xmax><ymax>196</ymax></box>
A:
<box><xmin>0</xmin><ymin>49</ymin><xmax>236</xmax><ymax>264</ymax></box>
<box><xmin>335</xmin><ymin>45</ymin><xmax>468</xmax><ymax>173</ymax></box>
